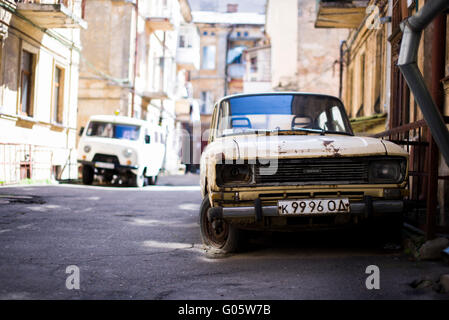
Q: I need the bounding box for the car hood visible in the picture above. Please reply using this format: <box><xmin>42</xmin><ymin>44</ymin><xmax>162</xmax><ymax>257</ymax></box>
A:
<box><xmin>215</xmin><ymin>134</ymin><xmax>403</xmax><ymax>160</ymax></box>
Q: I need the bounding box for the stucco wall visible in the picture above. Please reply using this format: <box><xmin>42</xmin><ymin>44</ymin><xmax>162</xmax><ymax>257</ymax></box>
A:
<box><xmin>0</xmin><ymin>2</ymin><xmax>82</xmax><ymax>183</ymax></box>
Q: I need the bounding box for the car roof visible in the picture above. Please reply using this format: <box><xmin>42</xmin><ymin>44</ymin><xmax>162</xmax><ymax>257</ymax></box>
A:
<box><xmin>218</xmin><ymin>92</ymin><xmax>342</xmax><ymax>103</ymax></box>
<box><xmin>88</xmin><ymin>115</ymin><xmax>152</xmax><ymax>127</ymax></box>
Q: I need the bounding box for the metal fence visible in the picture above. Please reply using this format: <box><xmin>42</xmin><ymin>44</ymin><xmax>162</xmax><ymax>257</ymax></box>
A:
<box><xmin>372</xmin><ymin>117</ymin><xmax>449</xmax><ymax>236</ymax></box>
<box><xmin>0</xmin><ymin>142</ymin><xmax>77</xmax><ymax>185</ymax></box>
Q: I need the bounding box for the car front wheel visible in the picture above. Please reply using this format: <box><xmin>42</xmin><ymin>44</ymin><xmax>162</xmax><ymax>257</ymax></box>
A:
<box><xmin>199</xmin><ymin>197</ymin><xmax>240</xmax><ymax>254</ymax></box>
<box><xmin>82</xmin><ymin>165</ymin><xmax>94</xmax><ymax>185</ymax></box>
<box><xmin>131</xmin><ymin>172</ymin><xmax>145</xmax><ymax>188</ymax></box>
<box><xmin>147</xmin><ymin>175</ymin><xmax>158</xmax><ymax>185</ymax></box>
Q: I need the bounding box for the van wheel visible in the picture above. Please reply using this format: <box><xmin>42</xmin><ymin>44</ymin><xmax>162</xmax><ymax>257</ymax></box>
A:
<box><xmin>131</xmin><ymin>173</ymin><xmax>145</xmax><ymax>188</ymax></box>
<box><xmin>82</xmin><ymin>165</ymin><xmax>94</xmax><ymax>185</ymax></box>
<box><xmin>147</xmin><ymin>175</ymin><xmax>158</xmax><ymax>185</ymax></box>
<box><xmin>199</xmin><ymin>197</ymin><xmax>240</xmax><ymax>254</ymax></box>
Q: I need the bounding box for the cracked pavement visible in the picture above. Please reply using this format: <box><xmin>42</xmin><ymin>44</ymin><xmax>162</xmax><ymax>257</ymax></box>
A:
<box><xmin>0</xmin><ymin>174</ymin><xmax>448</xmax><ymax>299</ymax></box>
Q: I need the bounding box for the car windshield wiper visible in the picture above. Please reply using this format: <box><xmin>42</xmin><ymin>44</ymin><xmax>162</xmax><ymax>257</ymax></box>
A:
<box><xmin>289</xmin><ymin>128</ymin><xmax>325</xmax><ymax>135</ymax></box>
<box><xmin>221</xmin><ymin>129</ymin><xmax>272</xmax><ymax>137</ymax></box>
<box><xmin>322</xmin><ymin>130</ymin><xmax>353</xmax><ymax>136</ymax></box>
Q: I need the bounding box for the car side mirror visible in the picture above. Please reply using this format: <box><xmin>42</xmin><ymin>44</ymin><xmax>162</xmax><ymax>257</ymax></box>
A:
<box><xmin>79</xmin><ymin>127</ymin><xmax>84</xmax><ymax>136</ymax></box>
<box><xmin>145</xmin><ymin>135</ymin><xmax>151</xmax><ymax>144</ymax></box>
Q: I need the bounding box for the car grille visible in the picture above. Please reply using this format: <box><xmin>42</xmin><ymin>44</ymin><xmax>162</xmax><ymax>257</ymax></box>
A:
<box><xmin>92</xmin><ymin>154</ymin><xmax>120</xmax><ymax>165</ymax></box>
<box><xmin>255</xmin><ymin>158</ymin><xmax>369</xmax><ymax>185</ymax></box>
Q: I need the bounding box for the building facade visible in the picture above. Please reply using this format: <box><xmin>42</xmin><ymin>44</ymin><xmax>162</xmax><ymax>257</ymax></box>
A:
<box><xmin>243</xmin><ymin>45</ymin><xmax>272</xmax><ymax>93</ymax></box>
<box><xmin>316</xmin><ymin>0</ymin><xmax>389</xmax><ymax>134</ymax></box>
<box><xmin>315</xmin><ymin>0</ymin><xmax>449</xmax><ymax>237</ymax></box>
<box><xmin>265</xmin><ymin>0</ymin><xmax>348</xmax><ymax>94</ymax></box>
<box><xmin>77</xmin><ymin>0</ymin><xmax>199</xmax><ymax>174</ymax></box>
<box><xmin>0</xmin><ymin>0</ymin><xmax>85</xmax><ymax>184</ymax></box>
<box><xmin>190</xmin><ymin>7</ymin><xmax>265</xmax><ymax>151</ymax></box>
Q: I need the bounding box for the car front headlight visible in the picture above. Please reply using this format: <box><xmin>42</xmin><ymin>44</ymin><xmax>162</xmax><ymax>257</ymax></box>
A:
<box><xmin>369</xmin><ymin>159</ymin><xmax>406</xmax><ymax>183</ymax></box>
<box><xmin>216</xmin><ymin>164</ymin><xmax>253</xmax><ymax>186</ymax></box>
<box><xmin>83</xmin><ymin>145</ymin><xmax>91</xmax><ymax>153</ymax></box>
<box><xmin>123</xmin><ymin>148</ymin><xmax>133</xmax><ymax>158</ymax></box>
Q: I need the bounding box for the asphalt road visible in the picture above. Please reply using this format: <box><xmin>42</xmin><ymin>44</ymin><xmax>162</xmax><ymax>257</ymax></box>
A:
<box><xmin>0</xmin><ymin>174</ymin><xmax>448</xmax><ymax>300</ymax></box>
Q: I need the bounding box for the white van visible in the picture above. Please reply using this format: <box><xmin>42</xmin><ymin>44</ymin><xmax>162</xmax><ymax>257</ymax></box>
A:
<box><xmin>77</xmin><ymin>115</ymin><xmax>165</xmax><ymax>187</ymax></box>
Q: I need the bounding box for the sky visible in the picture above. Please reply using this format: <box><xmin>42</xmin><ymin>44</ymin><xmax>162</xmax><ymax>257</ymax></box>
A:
<box><xmin>188</xmin><ymin>0</ymin><xmax>267</xmax><ymax>14</ymax></box>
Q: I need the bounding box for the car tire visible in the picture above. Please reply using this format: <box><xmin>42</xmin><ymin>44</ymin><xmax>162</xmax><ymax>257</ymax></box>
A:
<box><xmin>147</xmin><ymin>175</ymin><xmax>158</xmax><ymax>186</ymax></box>
<box><xmin>365</xmin><ymin>216</ymin><xmax>403</xmax><ymax>246</ymax></box>
<box><xmin>383</xmin><ymin>216</ymin><xmax>403</xmax><ymax>244</ymax></box>
<box><xmin>199</xmin><ymin>196</ymin><xmax>240</xmax><ymax>254</ymax></box>
<box><xmin>82</xmin><ymin>165</ymin><xmax>94</xmax><ymax>185</ymax></box>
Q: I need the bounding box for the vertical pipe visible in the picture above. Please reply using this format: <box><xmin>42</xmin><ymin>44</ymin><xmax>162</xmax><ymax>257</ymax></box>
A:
<box><xmin>339</xmin><ymin>40</ymin><xmax>347</xmax><ymax>100</ymax></box>
<box><xmin>398</xmin><ymin>0</ymin><xmax>449</xmax><ymax>167</ymax></box>
<box><xmin>425</xmin><ymin>12</ymin><xmax>446</xmax><ymax>240</ymax></box>
<box><xmin>131</xmin><ymin>0</ymin><xmax>139</xmax><ymax>118</ymax></box>
<box><xmin>224</xmin><ymin>26</ymin><xmax>235</xmax><ymax>96</ymax></box>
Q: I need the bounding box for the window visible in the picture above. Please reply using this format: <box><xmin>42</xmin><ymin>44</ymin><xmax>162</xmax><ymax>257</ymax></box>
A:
<box><xmin>53</xmin><ymin>66</ymin><xmax>64</xmax><ymax>124</ymax></box>
<box><xmin>250</xmin><ymin>56</ymin><xmax>258</xmax><ymax>73</ymax></box>
<box><xmin>20</xmin><ymin>50</ymin><xmax>35</xmax><ymax>116</ymax></box>
<box><xmin>86</xmin><ymin>122</ymin><xmax>141</xmax><ymax>141</ymax></box>
<box><xmin>178</xmin><ymin>35</ymin><xmax>186</xmax><ymax>48</ymax></box>
<box><xmin>81</xmin><ymin>0</ymin><xmax>86</xmax><ymax>19</ymax></box>
<box><xmin>178</xmin><ymin>34</ymin><xmax>193</xmax><ymax>48</ymax></box>
<box><xmin>227</xmin><ymin>4</ymin><xmax>238</xmax><ymax>13</ymax></box>
<box><xmin>358</xmin><ymin>54</ymin><xmax>365</xmax><ymax>117</ymax></box>
<box><xmin>374</xmin><ymin>31</ymin><xmax>383</xmax><ymax>114</ymax></box>
<box><xmin>200</xmin><ymin>91</ymin><xmax>212</xmax><ymax>114</ymax></box>
<box><xmin>201</xmin><ymin>46</ymin><xmax>216</xmax><ymax>70</ymax></box>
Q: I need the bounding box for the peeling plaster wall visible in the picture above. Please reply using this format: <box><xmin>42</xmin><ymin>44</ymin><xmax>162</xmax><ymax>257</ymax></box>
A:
<box><xmin>296</xmin><ymin>0</ymin><xmax>348</xmax><ymax>96</ymax></box>
<box><xmin>77</xmin><ymin>0</ymin><xmax>133</xmax><ymax>135</ymax></box>
<box><xmin>0</xmin><ymin>2</ymin><xmax>82</xmax><ymax>182</ymax></box>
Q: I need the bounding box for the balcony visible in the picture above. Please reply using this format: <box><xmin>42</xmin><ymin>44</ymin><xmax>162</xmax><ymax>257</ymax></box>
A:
<box><xmin>315</xmin><ymin>0</ymin><xmax>369</xmax><ymax>29</ymax></box>
<box><xmin>176</xmin><ymin>47</ymin><xmax>199</xmax><ymax>70</ymax></box>
<box><xmin>142</xmin><ymin>90</ymin><xmax>168</xmax><ymax>100</ymax></box>
<box><xmin>15</xmin><ymin>0</ymin><xmax>87</xmax><ymax>29</ymax></box>
<box><xmin>176</xmin><ymin>26</ymin><xmax>200</xmax><ymax>70</ymax></box>
<box><xmin>145</xmin><ymin>0</ymin><xmax>176</xmax><ymax>32</ymax></box>
<box><xmin>142</xmin><ymin>57</ymin><xmax>173</xmax><ymax>100</ymax></box>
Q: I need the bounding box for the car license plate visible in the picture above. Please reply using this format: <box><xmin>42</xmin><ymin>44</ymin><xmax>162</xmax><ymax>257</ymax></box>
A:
<box><xmin>94</xmin><ymin>162</ymin><xmax>115</xmax><ymax>169</ymax></box>
<box><xmin>278</xmin><ymin>198</ymin><xmax>350</xmax><ymax>215</ymax></box>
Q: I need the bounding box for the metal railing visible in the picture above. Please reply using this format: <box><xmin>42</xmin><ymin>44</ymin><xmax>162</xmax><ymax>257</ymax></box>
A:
<box><xmin>372</xmin><ymin>117</ymin><xmax>449</xmax><ymax>235</ymax></box>
<box><xmin>14</xmin><ymin>0</ymin><xmax>69</xmax><ymax>4</ymax></box>
<box><xmin>14</xmin><ymin>0</ymin><xmax>76</xmax><ymax>11</ymax></box>
<box><xmin>0</xmin><ymin>142</ymin><xmax>77</xmax><ymax>185</ymax></box>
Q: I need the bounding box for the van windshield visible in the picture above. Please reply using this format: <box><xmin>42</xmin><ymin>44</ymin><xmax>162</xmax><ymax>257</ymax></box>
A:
<box><xmin>86</xmin><ymin>122</ymin><xmax>141</xmax><ymax>141</ymax></box>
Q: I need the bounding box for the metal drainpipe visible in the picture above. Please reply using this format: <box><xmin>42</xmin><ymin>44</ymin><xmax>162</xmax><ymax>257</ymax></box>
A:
<box><xmin>224</xmin><ymin>26</ymin><xmax>235</xmax><ymax>96</ymax></box>
<box><xmin>398</xmin><ymin>0</ymin><xmax>449</xmax><ymax>167</ymax></box>
<box><xmin>338</xmin><ymin>40</ymin><xmax>348</xmax><ymax>100</ymax></box>
<box><xmin>425</xmin><ymin>12</ymin><xmax>446</xmax><ymax>240</ymax></box>
<box><xmin>131</xmin><ymin>0</ymin><xmax>139</xmax><ymax>118</ymax></box>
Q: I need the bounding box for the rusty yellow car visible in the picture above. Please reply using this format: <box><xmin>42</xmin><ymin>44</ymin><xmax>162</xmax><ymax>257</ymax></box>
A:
<box><xmin>199</xmin><ymin>93</ymin><xmax>408</xmax><ymax>253</ymax></box>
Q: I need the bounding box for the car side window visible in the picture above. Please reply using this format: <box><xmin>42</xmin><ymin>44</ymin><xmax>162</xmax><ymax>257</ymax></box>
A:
<box><xmin>209</xmin><ymin>103</ymin><xmax>219</xmax><ymax>142</ymax></box>
<box><xmin>317</xmin><ymin>111</ymin><xmax>328</xmax><ymax>130</ymax></box>
<box><xmin>331</xmin><ymin>106</ymin><xmax>346</xmax><ymax>132</ymax></box>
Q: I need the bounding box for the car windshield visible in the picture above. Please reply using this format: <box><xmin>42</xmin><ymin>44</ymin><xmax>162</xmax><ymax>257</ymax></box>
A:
<box><xmin>216</xmin><ymin>94</ymin><xmax>353</xmax><ymax>137</ymax></box>
<box><xmin>86</xmin><ymin>121</ymin><xmax>141</xmax><ymax>141</ymax></box>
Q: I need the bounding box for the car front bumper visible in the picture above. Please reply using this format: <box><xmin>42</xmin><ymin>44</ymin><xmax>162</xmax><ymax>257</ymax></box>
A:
<box><xmin>78</xmin><ymin>160</ymin><xmax>138</xmax><ymax>172</ymax></box>
<box><xmin>208</xmin><ymin>199</ymin><xmax>404</xmax><ymax>221</ymax></box>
